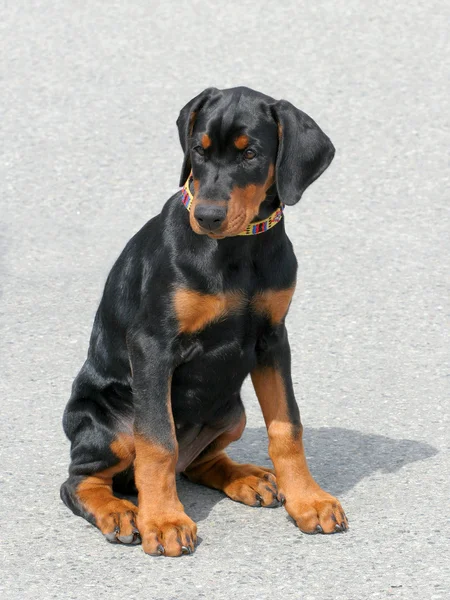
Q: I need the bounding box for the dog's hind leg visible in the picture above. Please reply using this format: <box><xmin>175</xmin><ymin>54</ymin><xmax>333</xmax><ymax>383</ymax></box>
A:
<box><xmin>60</xmin><ymin>373</ymin><xmax>140</xmax><ymax>545</ymax></box>
<box><xmin>183</xmin><ymin>406</ymin><xmax>280</xmax><ymax>508</ymax></box>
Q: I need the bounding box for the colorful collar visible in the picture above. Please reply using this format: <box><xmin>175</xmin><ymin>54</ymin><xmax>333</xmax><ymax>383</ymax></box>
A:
<box><xmin>181</xmin><ymin>176</ymin><xmax>284</xmax><ymax>236</ymax></box>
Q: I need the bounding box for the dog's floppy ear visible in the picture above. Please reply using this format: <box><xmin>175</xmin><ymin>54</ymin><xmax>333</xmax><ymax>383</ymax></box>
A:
<box><xmin>270</xmin><ymin>100</ymin><xmax>335</xmax><ymax>206</ymax></box>
<box><xmin>176</xmin><ymin>87</ymin><xmax>220</xmax><ymax>186</ymax></box>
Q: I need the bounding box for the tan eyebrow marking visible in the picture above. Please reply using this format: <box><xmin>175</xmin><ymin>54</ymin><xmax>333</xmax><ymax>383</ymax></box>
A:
<box><xmin>201</xmin><ymin>134</ymin><xmax>212</xmax><ymax>149</ymax></box>
<box><xmin>234</xmin><ymin>135</ymin><xmax>249</xmax><ymax>150</ymax></box>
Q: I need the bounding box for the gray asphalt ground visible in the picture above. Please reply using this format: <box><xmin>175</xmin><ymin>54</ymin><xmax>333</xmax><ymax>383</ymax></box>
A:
<box><xmin>1</xmin><ymin>1</ymin><xmax>449</xmax><ymax>599</ymax></box>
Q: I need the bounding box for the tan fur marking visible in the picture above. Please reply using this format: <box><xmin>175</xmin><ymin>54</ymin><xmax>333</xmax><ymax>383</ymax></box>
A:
<box><xmin>219</xmin><ymin>163</ymin><xmax>275</xmax><ymax>236</ymax></box>
<box><xmin>201</xmin><ymin>133</ymin><xmax>212</xmax><ymax>149</ymax></box>
<box><xmin>134</xmin><ymin>434</ymin><xmax>180</xmax><ymax>509</ymax></box>
<box><xmin>234</xmin><ymin>134</ymin><xmax>249</xmax><ymax>150</ymax></box>
<box><xmin>252</xmin><ymin>286</ymin><xmax>296</xmax><ymax>325</ymax></box>
<box><xmin>251</xmin><ymin>367</ymin><xmax>291</xmax><ymax>427</ymax></box>
<box><xmin>76</xmin><ymin>433</ymin><xmax>136</xmax><ymax>535</ymax></box>
<box><xmin>134</xmin><ymin>432</ymin><xmax>198</xmax><ymax>556</ymax></box>
<box><xmin>251</xmin><ymin>367</ymin><xmax>348</xmax><ymax>533</ymax></box>
<box><xmin>133</xmin><ymin>382</ymin><xmax>180</xmax><ymax>514</ymax></box>
<box><xmin>174</xmin><ymin>288</ymin><xmax>246</xmax><ymax>333</ymax></box>
<box><xmin>251</xmin><ymin>366</ymin><xmax>311</xmax><ymax>491</ymax></box>
<box><xmin>183</xmin><ymin>414</ymin><xmax>277</xmax><ymax>507</ymax></box>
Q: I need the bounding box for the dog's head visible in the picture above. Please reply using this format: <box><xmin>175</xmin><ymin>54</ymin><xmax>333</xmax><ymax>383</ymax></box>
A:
<box><xmin>177</xmin><ymin>87</ymin><xmax>335</xmax><ymax>238</ymax></box>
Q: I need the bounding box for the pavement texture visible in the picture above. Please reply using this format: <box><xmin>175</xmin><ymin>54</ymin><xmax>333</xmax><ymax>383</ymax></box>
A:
<box><xmin>1</xmin><ymin>1</ymin><xmax>449</xmax><ymax>599</ymax></box>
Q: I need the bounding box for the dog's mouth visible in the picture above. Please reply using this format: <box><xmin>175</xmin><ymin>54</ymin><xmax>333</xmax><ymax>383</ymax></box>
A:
<box><xmin>193</xmin><ymin>226</ymin><xmax>237</xmax><ymax>240</ymax></box>
<box><xmin>190</xmin><ymin>194</ymin><xmax>261</xmax><ymax>238</ymax></box>
<box><xmin>190</xmin><ymin>210</ymin><xmax>250</xmax><ymax>239</ymax></box>
<box><xmin>198</xmin><ymin>229</ymin><xmax>226</xmax><ymax>239</ymax></box>
<box><xmin>195</xmin><ymin>226</ymin><xmax>226</xmax><ymax>239</ymax></box>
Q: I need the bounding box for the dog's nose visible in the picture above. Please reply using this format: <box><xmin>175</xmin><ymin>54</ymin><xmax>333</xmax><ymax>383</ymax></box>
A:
<box><xmin>194</xmin><ymin>204</ymin><xmax>226</xmax><ymax>231</ymax></box>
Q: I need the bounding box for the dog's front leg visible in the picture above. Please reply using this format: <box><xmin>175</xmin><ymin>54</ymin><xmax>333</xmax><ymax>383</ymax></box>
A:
<box><xmin>251</xmin><ymin>326</ymin><xmax>349</xmax><ymax>534</ymax></box>
<box><xmin>129</xmin><ymin>331</ymin><xmax>197</xmax><ymax>556</ymax></box>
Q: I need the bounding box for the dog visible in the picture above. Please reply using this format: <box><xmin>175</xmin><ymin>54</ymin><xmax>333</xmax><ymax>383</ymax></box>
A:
<box><xmin>61</xmin><ymin>86</ymin><xmax>348</xmax><ymax>557</ymax></box>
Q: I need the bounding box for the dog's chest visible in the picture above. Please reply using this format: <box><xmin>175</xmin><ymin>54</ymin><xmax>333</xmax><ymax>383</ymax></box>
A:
<box><xmin>173</xmin><ymin>287</ymin><xmax>294</xmax><ymax>337</ymax></box>
<box><xmin>171</xmin><ymin>300</ymin><xmax>259</xmax><ymax>419</ymax></box>
<box><xmin>172</xmin><ymin>286</ymin><xmax>293</xmax><ymax>380</ymax></box>
<box><xmin>170</xmin><ymin>284</ymin><xmax>294</xmax><ymax>419</ymax></box>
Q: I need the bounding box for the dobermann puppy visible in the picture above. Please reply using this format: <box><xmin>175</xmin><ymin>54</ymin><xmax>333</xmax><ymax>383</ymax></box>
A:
<box><xmin>61</xmin><ymin>86</ymin><xmax>348</xmax><ymax>557</ymax></box>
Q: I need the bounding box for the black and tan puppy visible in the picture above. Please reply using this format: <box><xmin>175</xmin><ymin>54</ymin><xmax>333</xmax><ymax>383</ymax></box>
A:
<box><xmin>61</xmin><ymin>86</ymin><xmax>348</xmax><ymax>557</ymax></box>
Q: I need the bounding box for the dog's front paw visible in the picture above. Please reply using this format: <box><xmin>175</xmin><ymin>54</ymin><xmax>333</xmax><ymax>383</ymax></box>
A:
<box><xmin>284</xmin><ymin>490</ymin><xmax>349</xmax><ymax>534</ymax></box>
<box><xmin>137</xmin><ymin>512</ymin><xmax>197</xmax><ymax>557</ymax></box>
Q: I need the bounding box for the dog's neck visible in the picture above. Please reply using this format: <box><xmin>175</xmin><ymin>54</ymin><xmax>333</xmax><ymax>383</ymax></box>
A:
<box><xmin>171</xmin><ymin>183</ymin><xmax>291</xmax><ymax>294</ymax></box>
<box><xmin>255</xmin><ymin>183</ymin><xmax>281</xmax><ymax>221</ymax></box>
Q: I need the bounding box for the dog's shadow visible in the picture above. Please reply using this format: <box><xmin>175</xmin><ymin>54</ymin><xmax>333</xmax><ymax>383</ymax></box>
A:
<box><xmin>121</xmin><ymin>426</ymin><xmax>437</xmax><ymax>524</ymax></box>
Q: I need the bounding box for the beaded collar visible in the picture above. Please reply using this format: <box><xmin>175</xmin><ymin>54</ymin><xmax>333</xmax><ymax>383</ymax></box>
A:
<box><xmin>181</xmin><ymin>176</ymin><xmax>284</xmax><ymax>236</ymax></box>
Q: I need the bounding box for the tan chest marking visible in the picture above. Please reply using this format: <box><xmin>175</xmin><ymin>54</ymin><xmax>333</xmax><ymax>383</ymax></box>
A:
<box><xmin>252</xmin><ymin>286</ymin><xmax>296</xmax><ymax>325</ymax></box>
<box><xmin>174</xmin><ymin>288</ymin><xmax>246</xmax><ymax>334</ymax></box>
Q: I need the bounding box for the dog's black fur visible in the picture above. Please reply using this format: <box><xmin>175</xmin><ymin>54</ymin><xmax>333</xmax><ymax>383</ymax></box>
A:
<box><xmin>61</xmin><ymin>86</ymin><xmax>347</xmax><ymax>557</ymax></box>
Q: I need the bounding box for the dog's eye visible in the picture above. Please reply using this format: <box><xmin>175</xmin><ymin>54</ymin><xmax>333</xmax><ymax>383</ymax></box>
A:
<box><xmin>243</xmin><ymin>149</ymin><xmax>256</xmax><ymax>160</ymax></box>
<box><xmin>193</xmin><ymin>146</ymin><xmax>205</xmax><ymax>156</ymax></box>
